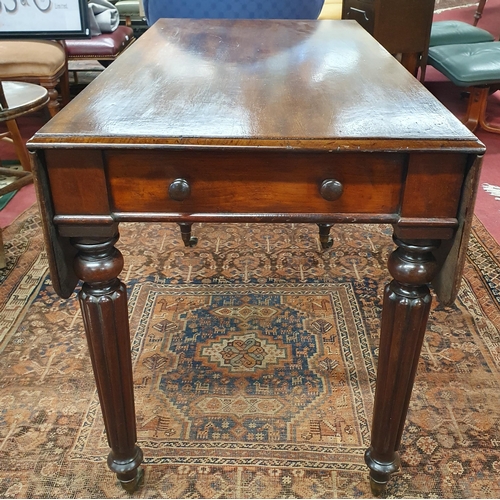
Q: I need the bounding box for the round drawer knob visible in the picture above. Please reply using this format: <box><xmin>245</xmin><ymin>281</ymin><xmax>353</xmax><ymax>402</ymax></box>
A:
<box><xmin>320</xmin><ymin>179</ymin><xmax>343</xmax><ymax>201</ymax></box>
<box><xmin>169</xmin><ymin>178</ymin><xmax>190</xmax><ymax>201</ymax></box>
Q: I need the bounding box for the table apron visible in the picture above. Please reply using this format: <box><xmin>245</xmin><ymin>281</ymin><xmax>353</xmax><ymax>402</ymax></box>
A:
<box><xmin>44</xmin><ymin>149</ymin><xmax>469</xmax><ymax>229</ymax></box>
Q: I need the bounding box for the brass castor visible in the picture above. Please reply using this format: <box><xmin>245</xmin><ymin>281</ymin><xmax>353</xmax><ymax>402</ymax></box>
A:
<box><xmin>184</xmin><ymin>235</ymin><xmax>198</xmax><ymax>247</ymax></box>
<box><xmin>369</xmin><ymin>475</ymin><xmax>388</xmax><ymax>497</ymax></box>
<box><xmin>178</xmin><ymin>223</ymin><xmax>198</xmax><ymax>247</ymax></box>
<box><xmin>119</xmin><ymin>467</ymin><xmax>144</xmax><ymax>493</ymax></box>
<box><xmin>364</xmin><ymin>447</ymin><xmax>399</xmax><ymax>497</ymax></box>
<box><xmin>317</xmin><ymin>223</ymin><xmax>334</xmax><ymax>250</ymax></box>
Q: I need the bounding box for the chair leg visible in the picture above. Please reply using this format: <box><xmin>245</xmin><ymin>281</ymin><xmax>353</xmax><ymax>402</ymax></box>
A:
<box><xmin>478</xmin><ymin>90</ymin><xmax>500</xmax><ymax>134</ymax></box>
<box><xmin>0</xmin><ymin>228</ymin><xmax>6</xmax><ymax>269</ymax></box>
<box><xmin>43</xmin><ymin>81</ymin><xmax>61</xmax><ymax>117</ymax></box>
<box><xmin>463</xmin><ymin>86</ymin><xmax>500</xmax><ymax>134</ymax></box>
<box><xmin>59</xmin><ymin>68</ymin><xmax>71</xmax><ymax>107</ymax></box>
<box><xmin>4</xmin><ymin>119</ymin><xmax>32</xmax><ymax>171</ymax></box>
<box><xmin>0</xmin><ymin>166</ymin><xmax>33</xmax><ymax>196</ymax></box>
<box><xmin>473</xmin><ymin>0</ymin><xmax>487</xmax><ymax>26</ymax></box>
<box><xmin>463</xmin><ymin>86</ymin><xmax>484</xmax><ymax>132</ymax></box>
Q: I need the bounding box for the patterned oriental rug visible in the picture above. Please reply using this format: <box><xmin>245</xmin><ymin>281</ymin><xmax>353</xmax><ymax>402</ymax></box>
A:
<box><xmin>1</xmin><ymin>206</ymin><xmax>500</xmax><ymax>498</ymax></box>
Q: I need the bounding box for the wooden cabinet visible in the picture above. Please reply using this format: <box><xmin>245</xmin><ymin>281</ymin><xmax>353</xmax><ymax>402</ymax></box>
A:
<box><xmin>342</xmin><ymin>0</ymin><xmax>435</xmax><ymax>76</ymax></box>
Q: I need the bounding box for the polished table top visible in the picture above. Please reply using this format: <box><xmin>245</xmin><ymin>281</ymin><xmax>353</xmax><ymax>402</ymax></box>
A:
<box><xmin>33</xmin><ymin>19</ymin><xmax>478</xmax><ymax>148</ymax></box>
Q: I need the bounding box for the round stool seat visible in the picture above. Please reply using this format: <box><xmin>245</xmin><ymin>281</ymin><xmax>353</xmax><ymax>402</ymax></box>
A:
<box><xmin>0</xmin><ymin>40</ymin><xmax>66</xmax><ymax>78</ymax></box>
<box><xmin>430</xmin><ymin>21</ymin><xmax>494</xmax><ymax>47</ymax></box>
<box><xmin>1</xmin><ymin>81</ymin><xmax>49</xmax><ymax>121</ymax></box>
<box><xmin>428</xmin><ymin>41</ymin><xmax>500</xmax><ymax>87</ymax></box>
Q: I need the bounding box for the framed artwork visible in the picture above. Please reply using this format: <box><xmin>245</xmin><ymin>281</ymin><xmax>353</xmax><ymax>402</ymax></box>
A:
<box><xmin>0</xmin><ymin>0</ymin><xmax>90</xmax><ymax>39</ymax></box>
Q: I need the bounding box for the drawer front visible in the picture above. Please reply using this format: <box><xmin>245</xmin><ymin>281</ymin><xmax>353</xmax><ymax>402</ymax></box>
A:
<box><xmin>106</xmin><ymin>149</ymin><xmax>404</xmax><ymax>215</ymax></box>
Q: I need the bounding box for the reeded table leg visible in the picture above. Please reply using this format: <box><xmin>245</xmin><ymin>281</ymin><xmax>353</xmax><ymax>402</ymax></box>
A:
<box><xmin>365</xmin><ymin>237</ymin><xmax>440</xmax><ymax>495</ymax></box>
<box><xmin>73</xmin><ymin>234</ymin><xmax>143</xmax><ymax>492</ymax></box>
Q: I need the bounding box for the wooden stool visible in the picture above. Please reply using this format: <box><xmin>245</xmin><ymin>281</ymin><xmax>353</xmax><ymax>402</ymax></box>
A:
<box><xmin>428</xmin><ymin>41</ymin><xmax>500</xmax><ymax>133</ymax></box>
<box><xmin>0</xmin><ymin>81</ymin><xmax>49</xmax><ymax>268</ymax></box>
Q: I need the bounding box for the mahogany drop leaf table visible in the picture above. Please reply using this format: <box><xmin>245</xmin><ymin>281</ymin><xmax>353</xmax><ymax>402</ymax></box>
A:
<box><xmin>28</xmin><ymin>19</ymin><xmax>485</xmax><ymax>494</ymax></box>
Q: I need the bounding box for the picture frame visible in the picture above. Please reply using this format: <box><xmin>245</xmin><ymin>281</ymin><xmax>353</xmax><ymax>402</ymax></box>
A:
<box><xmin>0</xmin><ymin>0</ymin><xmax>90</xmax><ymax>39</ymax></box>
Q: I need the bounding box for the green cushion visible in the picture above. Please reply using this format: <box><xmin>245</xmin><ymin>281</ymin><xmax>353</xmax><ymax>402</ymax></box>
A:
<box><xmin>430</xmin><ymin>21</ymin><xmax>494</xmax><ymax>47</ymax></box>
<box><xmin>428</xmin><ymin>42</ymin><xmax>500</xmax><ymax>86</ymax></box>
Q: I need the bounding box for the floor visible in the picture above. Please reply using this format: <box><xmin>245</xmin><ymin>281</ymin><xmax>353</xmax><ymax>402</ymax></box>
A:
<box><xmin>0</xmin><ymin>184</ymin><xmax>35</xmax><ymax>229</ymax></box>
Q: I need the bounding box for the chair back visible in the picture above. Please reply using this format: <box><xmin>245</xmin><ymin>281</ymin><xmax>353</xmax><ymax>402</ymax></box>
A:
<box><xmin>143</xmin><ymin>0</ymin><xmax>325</xmax><ymax>25</ymax></box>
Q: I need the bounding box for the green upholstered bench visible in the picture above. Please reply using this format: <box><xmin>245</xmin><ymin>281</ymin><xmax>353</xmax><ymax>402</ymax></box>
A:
<box><xmin>421</xmin><ymin>20</ymin><xmax>495</xmax><ymax>82</ymax></box>
<box><xmin>430</xmin><ymin>20</ymin><xmax>494</xmax><ymax>47</ymax></box>
<box><xmin>428</xmin><ymin>41</ymin><xmax>500</xmax><ymax>133</ymax></box>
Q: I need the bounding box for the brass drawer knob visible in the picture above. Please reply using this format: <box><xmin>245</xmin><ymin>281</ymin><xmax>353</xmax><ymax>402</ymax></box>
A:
<box><xmin>320</xmin><ymin>179</ymin><xmax>343</xmax><ymax>201</ymax></box>
<box><xmin>169</xmin><ymin>178</ymin><xmax>190</xmax><ymax>201</ymax></box>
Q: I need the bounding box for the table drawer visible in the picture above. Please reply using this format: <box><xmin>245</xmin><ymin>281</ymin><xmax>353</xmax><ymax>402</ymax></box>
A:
<box><xmin>106</xmin><ymin>149</ymin><xmax>404</xmax><ymax>215</ymax></box>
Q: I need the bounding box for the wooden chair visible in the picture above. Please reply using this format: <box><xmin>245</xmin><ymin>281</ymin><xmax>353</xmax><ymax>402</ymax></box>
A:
<box><xmin>63</xmin><ymin>25</ymin><xmax>135</xmax><ymax>86</ymax></box>
<box><xmin>0</xmin><ymin>40</ymin><xmax>69</xmax><ymax>117</ymax></box>
<box><xmin>0</xmin><ymin>81</ymin><xmax>49</xmax><ymax>268</ymax></box>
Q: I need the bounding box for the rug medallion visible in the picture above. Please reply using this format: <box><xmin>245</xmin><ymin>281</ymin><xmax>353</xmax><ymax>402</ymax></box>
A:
<box><xmin>73</xmin><ymin>282</ymin><xmax>373</xmax><ymax>471</ymax></box>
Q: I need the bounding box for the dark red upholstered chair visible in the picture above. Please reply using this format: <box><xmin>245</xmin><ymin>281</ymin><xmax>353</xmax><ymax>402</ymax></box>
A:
<box><xmin>62</xmin><ymin>25</ymin><xmax>135</xmax><ymax>86</ymax></box>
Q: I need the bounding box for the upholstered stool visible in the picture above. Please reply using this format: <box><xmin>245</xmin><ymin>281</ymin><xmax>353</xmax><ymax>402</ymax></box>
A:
<box><xmin>428</xmin><ymin>41</ymin><xmax>500</xmax><ymax>133</ymax></box>
<box><xmin>0</xmin><ymin>40</ymin><xmax>69</xmax><ymax>117</ymax></box>
<box><xmin>64</xmin><ymin>25</ymin><xmax>135</xmax><ymax>63</ymax></box>
<box><xmin>430</xmin><ymin>20</ymin><xmax>495</xmax><ymax>47</ymax></box>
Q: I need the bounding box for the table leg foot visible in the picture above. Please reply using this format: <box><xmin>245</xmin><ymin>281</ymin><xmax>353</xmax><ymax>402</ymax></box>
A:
<box><xmin>317</xmin><ymin>223</ymin><xmax>333</xmax><ymax>249</ymax></box>
<box><xmin>73</xmin><ymin>233</ymin><xmax>143</xmax><ymax>491</ymax></box>
<box><xmin>108</xmin><ymin>445</ymin><xmax>144</xmax><ymax>492</ymax></box>
<box><xmin>369</xmin><ymin>476</ymin><xmax>387</xmax><ymax>497</ymax></box>
<box><xmin>178</xmin><ymin>223</ymin><xmax>198</xmax><ymax>247</ymax></box>
<box><xmin>117</xmin><ymin>465</ymin><xmax>144</xmax><ymax>493</ymax></box>
<box><xmin>365</xmin><ymin>447</ymin><xmax>400</xmax><ymax>496</ymax></box>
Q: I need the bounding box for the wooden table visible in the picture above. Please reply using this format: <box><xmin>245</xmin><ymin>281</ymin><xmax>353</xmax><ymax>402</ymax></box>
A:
<box><xmin>28</xmin><ymin>19</ymin><xmax>485</xmax><ymax>494</ymax></box>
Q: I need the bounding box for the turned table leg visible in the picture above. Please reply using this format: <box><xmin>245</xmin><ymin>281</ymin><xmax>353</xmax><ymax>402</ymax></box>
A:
<box><xmin>73</xmin><ymin>234</ymin><xmax>143</xmax><ymax>492</ymax></box>
<box><xmin>365</xmin><ymin>237</ymin><xmax>440</xmax><ymax>495</ymax></box>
